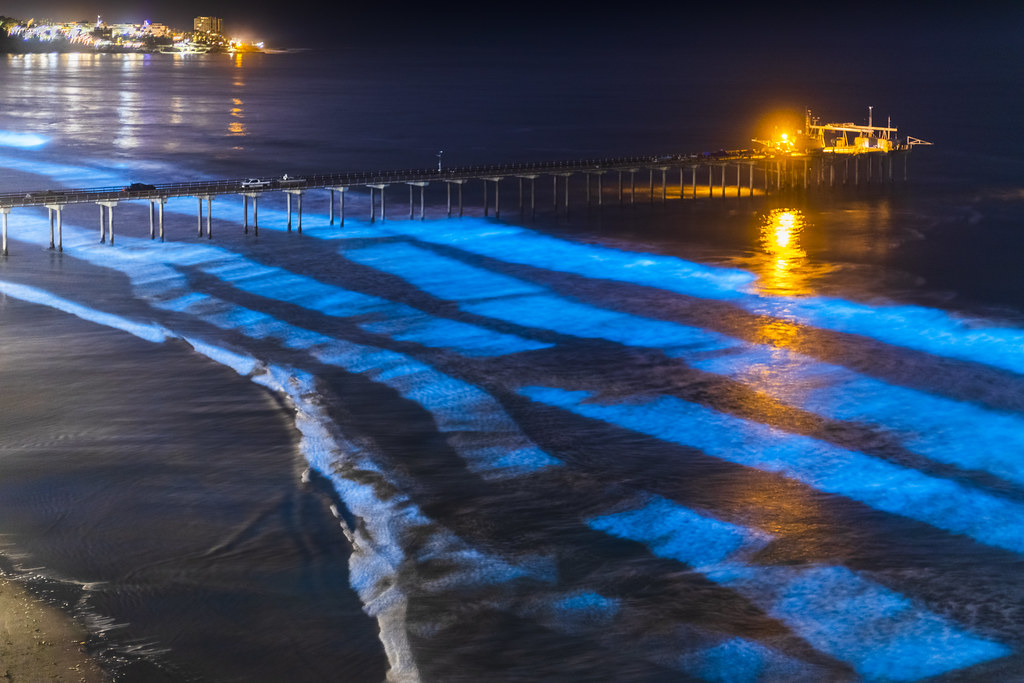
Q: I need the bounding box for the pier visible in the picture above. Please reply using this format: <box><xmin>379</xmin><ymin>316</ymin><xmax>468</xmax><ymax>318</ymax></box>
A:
<box><xmin>0</xmin><ymin>130</ymin><xmax>927</xmax><ymax>256</ymax></box>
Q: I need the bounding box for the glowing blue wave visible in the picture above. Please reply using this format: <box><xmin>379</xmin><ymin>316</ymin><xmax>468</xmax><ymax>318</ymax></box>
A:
<box><xmin>346</xmin><ymin>239</ymin><xmax>1024</xmax><ymax>490</ymax></box>
<box><xmin>362</xmin><ymin>219</ymin><xmax>1024</xmax><ymax>376</ymax></box>
<box><xmin>0</xmin><ymin>131</ymin><xmax>48</xmax><ymax>149</ymax></box>
<box><xmin>521</xmin><ymin>386</ymin><xmax>1024</xmax><ymax>556</ymax></box>
<box><xmin>0</xmin><ymin>280</ymin><xmax>170</xmax><ymax>343</ymax></box>
<box><xmin>693</xmin><ymin>347</ymin><xmax>1024</xmax><ymax>488</ymax></box>
<box><xmin>589</xmin><ymin>496</ymin><xmax>1009</xmax><ymax>680</ymax></box>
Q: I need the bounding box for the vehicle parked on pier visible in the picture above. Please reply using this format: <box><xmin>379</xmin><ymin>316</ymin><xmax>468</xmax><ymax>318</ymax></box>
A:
<box><xmin>241</xmin><ymin>178</ymin><xmax>271</xmax><ymax>189</ymax></box>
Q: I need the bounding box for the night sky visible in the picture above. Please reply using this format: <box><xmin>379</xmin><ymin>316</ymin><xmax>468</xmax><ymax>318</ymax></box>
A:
<box><xmin>5</xmin><ymin>2</ymin><xmax>1023</xmax><ymax>55</ymax></box>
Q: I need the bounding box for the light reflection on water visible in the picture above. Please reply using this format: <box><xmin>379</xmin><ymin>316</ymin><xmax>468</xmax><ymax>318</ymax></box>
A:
<box><xmin>756</xmin><ymin>207</ymin><xmax>809</xmax><ymax>297</ymax></box>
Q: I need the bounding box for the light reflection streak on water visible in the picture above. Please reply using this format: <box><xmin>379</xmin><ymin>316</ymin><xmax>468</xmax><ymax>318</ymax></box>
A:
<box><xmin>229</xmin><ymin>97</ymin><xmax>246</xmax><ymax>137</ymax></box>
<box><xmin>756</xmin><ymin>208</ymin><xmax>808</xmax><ymax>297</ymax></box>
<box><xmin>116</xmin><ymin>90</ymin><xmax>141</xmax><ymax>150</ymax></box>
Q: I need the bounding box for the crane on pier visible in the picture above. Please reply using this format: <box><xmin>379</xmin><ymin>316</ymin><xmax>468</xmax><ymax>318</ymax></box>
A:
<box><xmin>754</xmin><ymin>108</ymin><xmax>931</xmax><ymax>155</ymax></box>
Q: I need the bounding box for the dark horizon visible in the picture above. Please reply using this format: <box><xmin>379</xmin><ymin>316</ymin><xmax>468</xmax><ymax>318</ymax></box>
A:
<box><xmin>4</xmin><ymin>3</ymin><xmax>1024</xmax><ymax>53</ymax></box>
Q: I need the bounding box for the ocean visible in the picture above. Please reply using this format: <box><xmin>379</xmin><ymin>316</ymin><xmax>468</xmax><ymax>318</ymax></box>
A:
<box><xmin>1</xmin><ymin>44</ymin><xmax>1024</xmax><ymax>681</ymax></box>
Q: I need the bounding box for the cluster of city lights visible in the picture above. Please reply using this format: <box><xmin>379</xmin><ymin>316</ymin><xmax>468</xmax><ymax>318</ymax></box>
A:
<box><xmin>2</xmin><ymin>16</ymin><xmax>262</xmax><ymax>52</ymax></box>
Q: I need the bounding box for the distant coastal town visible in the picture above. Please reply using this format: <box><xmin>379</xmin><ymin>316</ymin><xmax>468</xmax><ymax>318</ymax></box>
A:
<box><xmin>0</xmin><ymin>15</ymin><xmax>264</xmax><ymax>54</ymax></box>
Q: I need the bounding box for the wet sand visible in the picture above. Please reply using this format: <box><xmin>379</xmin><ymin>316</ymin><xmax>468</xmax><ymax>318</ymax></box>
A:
<box><xmin>0</xmin><ymin>578</ymin><xmax>105</xmax><ymax>681</ymax></box>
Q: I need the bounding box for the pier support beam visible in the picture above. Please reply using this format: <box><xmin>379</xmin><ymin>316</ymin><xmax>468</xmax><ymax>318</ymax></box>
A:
<box><xmin>482</xmin><ymin>178</ymin><xmax>503</xmax><ymax>218</ymax></box>
<box><xmin>194</xmin><ymin>195</ymin><xmax>213</xmax><ymax>239</ymax></box>
<box><xmin>242</xmin><ymin>193</ymin><xmax>262</xmax><ymax>234</ymax></box>
<box><xmin>98</xmin><ymin>200</ymin><xmax>118</xmax><ymax>245</ymax></box>
<box><xmin>584</xmin><ymin>171</ymin><xmax>606</xmax><ymax>207</ymax></box>
<box><xmin>367</xmin><ymin>184</ymin><xmax>388</xmax><ymax>222</ymax></box>
<box><xmin>45</xmin><ymin>204</ymin><xmax>65</xmax><ymax>251</ymax></box>
<box><xmin>1</xmin><ymin>207</ymin><xmax>9</xmax><ymax>256</ymax></box>
<box><xmin>329</xmin><ymin>187</ymin><xmax>348</xmax><ymax>226</ymax></box>
<box><xmin>148</xmin><ymin>198</ymin><xmax>167</xmax><ymax>240</ymax></box>
<box><xmin>285</xmin><ymin>190</ymin><xmax>304</xmax><ymax>233</ymax></box>
<box><xmin>204</xmin><ymin>195</ymin><xmax>214</xmax><ymax>239</ymax></box>
<box><xmin>554</xmin><ymin>173</ymin><xmax>572</xmax><ymax>216</ymax></box>
<box><xmin>445</xmin><ymin>179</ymin><xmax>465</xmax><ymax>218</ymax></box>
<box><xmin>651</xmin><ymin>167</ymin><xmax>668</xmax><ymax>202</ymax></box>
<box><xmin>406</xmin><ymin>181</ymin><xmax>428</xmax><ymax>220</ymax></box>
<box><xmin>516</xmin><ymin>175</ymin><xmax>538</xmax><ymax>219</ymax></box>
<box><xmin>158</xmin><ymin>198</ymin><xmax>166</xmax><ymax>241</ymax></box>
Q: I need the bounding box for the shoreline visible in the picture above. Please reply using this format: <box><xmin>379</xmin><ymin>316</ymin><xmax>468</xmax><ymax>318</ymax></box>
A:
<box><xmin>0</xmin><ymin>576</ymin><xmax>106</xmax><ymax>681</ymax></box>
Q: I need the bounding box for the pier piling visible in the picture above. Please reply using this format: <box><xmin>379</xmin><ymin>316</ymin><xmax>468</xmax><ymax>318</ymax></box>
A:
<box><xmin>1</xmin><ymin>207</ymin><xmax>8</xmax><ymax>256</ymax></box>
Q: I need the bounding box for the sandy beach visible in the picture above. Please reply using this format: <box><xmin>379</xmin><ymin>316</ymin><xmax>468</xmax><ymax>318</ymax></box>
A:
<box><xmin>0</xmin><ymin>578</ymin><xmax>105</xmax><ymax>682</ymax></box>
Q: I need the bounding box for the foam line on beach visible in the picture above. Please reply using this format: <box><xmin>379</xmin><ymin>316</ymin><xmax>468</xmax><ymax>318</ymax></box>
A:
<box><xmin>0</xmin><ymin>280</ymin><xmax>170</xmax><ymax>343</ymax></box>
<box><xmin>520</xmin><ymin>385</ymin><xmax>1024</xmax><ymax>557</ymax></box>
<box><xmin>589</xmin><ymin>496</ymin><xmax>1010</xmax><ymax>680</ymax></box>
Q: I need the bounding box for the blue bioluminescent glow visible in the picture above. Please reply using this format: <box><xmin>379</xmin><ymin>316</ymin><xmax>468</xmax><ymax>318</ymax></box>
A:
<box><xmin>363</xmin><ymin>218</ymin><xmax>1024</xmax><ymax>376</ymax></box>
<box><xmin>3</xmin><ymin>208</ymin><xmax>549</xmax><ymax>360</ymax></box>
<box><xmin>527</xmin><ymin>386</ymin><xmax>1024</xmax><ymax>556</ymax></box>
<box><xmin>197</xmin><ymin>255</ymin><xmax>551</xmax><ymax>358</ymax></box>
<box><xmin>347</xmin><ymin>241</ymin><xmax>546</xmax><ymax>301</ymax></box>
<box><xmin>589</xmin><ymin>497</ymin><xmax>769</xmax><ymax>569</ymax></box>
<box><xmin>10</xmin><ymin>150</ymin><xmax>1024</xmax><ymax>375</ymax></box>
<box><xmin>344</xmin><ymin>237</ymin><xmax>1024</xmax><ymax>490</ymax></box>
<box><xmin>155</xmin><ymin>291</ymin><xmax>560</xmax><ymax>480</ymax></box>
<box><xmin>0</xmin><ymin>280</ymin><xmax>170</xmax><ymax>344</ymax></box>
<box><xmin>590</xmin><ymin>497</ymin><xmax>1009</xmax><ymax>680</ymax></box>
<box><xmin>693</xmin><ymin>347</ymin><xmax>1024</xmax><ymax>488</ymax></box>
<box><xmin>358</xmin><ymin>218</ymin><xmax>755</xmax><ymax>299</ymax></box>
<box><xmin>0</xmin><ymin>131</ymin><xmax>49</xmax><ymax>149</ymax></box>
<box><xmin>347</xmin><ymin>240</ymin><xmax>736</xmax><ymax>352</ymax></box>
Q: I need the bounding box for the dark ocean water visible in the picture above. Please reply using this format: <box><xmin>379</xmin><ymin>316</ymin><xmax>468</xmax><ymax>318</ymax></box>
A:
<box><xmin>1</xmin><ymin>46</ymin><xmax>1024</xmax><ymax>682</ymax></box>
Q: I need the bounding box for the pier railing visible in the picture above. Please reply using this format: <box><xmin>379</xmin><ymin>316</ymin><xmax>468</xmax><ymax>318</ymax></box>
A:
<box><xmin>0</xmin><ymin>148</ymin><xmax>914</xmax><ymax>255</ymax></box>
